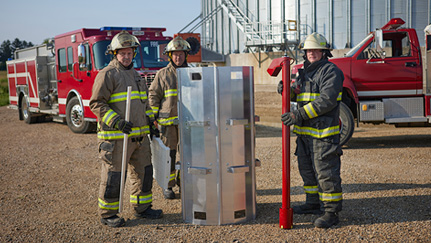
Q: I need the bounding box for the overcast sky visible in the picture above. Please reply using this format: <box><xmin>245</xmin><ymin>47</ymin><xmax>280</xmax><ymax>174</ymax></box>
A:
<box><xmin>0</xmin><ymin>0</ymin><xmax>201</xmax><ymax>45</ymax></box>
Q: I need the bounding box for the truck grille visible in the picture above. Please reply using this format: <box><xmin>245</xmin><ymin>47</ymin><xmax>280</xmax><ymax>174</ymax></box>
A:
<box><xmin>140</xmin><ymin>73</ymin><xmax>156</xmax><ymax>87</ymax></box>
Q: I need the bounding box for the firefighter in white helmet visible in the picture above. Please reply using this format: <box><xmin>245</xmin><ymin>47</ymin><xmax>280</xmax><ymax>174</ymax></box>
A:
<box><xmin>148</xmin><ymin>36</ymin><xmax>191</xmax><ymax>199</ymax></box>
<box><xmin>90</xmin><ymin>30</ymin><xmax>163</xmax><ymax>227</ymax></box>
<box><xmin>278</xmin><ymin>32</ymin><xmax>344</xmax><ymax>228</ymax></box>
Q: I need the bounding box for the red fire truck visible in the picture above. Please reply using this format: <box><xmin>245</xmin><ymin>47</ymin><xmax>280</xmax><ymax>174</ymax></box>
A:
<box><xmin>7</xmin><ymin>27</ymin><xmax>172</xmax><ymax>133</ymax></box>
<box><xmin>292</xmin><ymin>18</ymin><xmax>431</xmax><ymax>145</ymax></box>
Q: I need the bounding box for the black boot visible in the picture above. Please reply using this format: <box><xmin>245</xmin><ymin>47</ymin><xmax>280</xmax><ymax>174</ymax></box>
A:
<box><xmin>100</xmin><ymin>215</ymin><xmax>125</xmax><ymax>227</ymax></box>
<box><xmin>135</xmin><ymin>206</ymin><xmax>163</xmax><ymax>219</ymax></box>
<box><xmin>314</xmin><ymin>212</ymin><xmax>339</xmax><ymax>228</ymax></box>
<box><xmin>292</xmin><ymin>203</ymin><xmax>323</xmax><ymax>214</ymax></box>
<box><xmin>163</xmin><ymin>188</ymin><xmax>175</xmax><ymax>199</ymax></box>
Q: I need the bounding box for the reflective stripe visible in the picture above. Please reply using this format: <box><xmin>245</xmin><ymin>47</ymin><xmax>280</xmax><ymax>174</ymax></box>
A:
<box><xmin>293</xmin><ymin>125</ymin><xmax>340</xmax><ymax>138</ymax></box>
<box><xmin>164</xmin><ymin>89</ymin><xmax>177</xmax><ymax>97</ymax></box>
<box><xmin>102</xmin><ymin>109</ymin><xmax>118</xmax><ymax>125</ymax></box>
<box><xmin>146</xmin><ymin>110</ymin><xmax>154</xmax><ymax>119</ymax></box>
<box><xmin>98</xmin><ymin>198</ymin><xmax>119</xmax><ymax>210</ymax></box>
<box><xmin>97</xmin><ymin>126</ymin><xmax>150</xmax><ymax>140</ymax></box>
<box><xmin>319</xmin><ymin>192</ymin><xmax>343</xmax><ymax>202</ymax></box>
<box><xmin>108</xmin><ymin>91</ymin><xmax>148</xmax><ymax>103</ymax></box>
<box><xmin>297</xmin><ymin>92</ymin><xmax>342</xmax><ymax>102</ymax></box>
<box><xmin>130</xmin><ymin>194</ymin><xmax>152</xmax><ymax>204</ymax></box>
<box><xmin>304</xmin><ymin>103</ymin><xmax>318</xmax><ymax>119</ymax></box>
<box><xmin>304</xmin><ymin>185</ymin><xmax>318</xmax><ymax>194</ymax></box>
<box><xmin>157</xmin><ymin>116</ymin><xmax>178</xmax><ymax>125</ymax></box>
<box><xmin>151</xmin><ymin>106</ymin><xmax>159</xmax><ymax>115</ymax></box>
<box><xmin>169</xmin><ymin>173</ymin><xmax>175</xmax><ymax>182</ymax></box>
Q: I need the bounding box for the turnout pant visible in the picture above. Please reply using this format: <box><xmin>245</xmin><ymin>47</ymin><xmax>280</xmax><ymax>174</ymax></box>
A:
<box><xmin>295</xmin><ymin>135</ymin><xmax>343</xmax><ymax>213</ymax></box>
<box><xmin>97</xmin><ymin>136</ymin><xmax>153</xmax><ymax>218</ymax></box>
<box><xmin>161</xmin><ymin>125</ymin><xmax>179</xmax><ymax>188</ymax></box>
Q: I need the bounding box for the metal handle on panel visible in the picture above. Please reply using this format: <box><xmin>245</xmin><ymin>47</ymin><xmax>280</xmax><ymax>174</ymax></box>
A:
<box><xmin>227</xmin><ymin>118</ymin><xmax>248</xmax><ymax>126</ymax></box>
<box><xmin>227</xmin><ymin>165</ymin><xmax>250</xmax><ymax>173</ymax></box>
<box><xmin>186</xmin><ymin>121</ymin><xmax>210</xmax><ymax>127</ymax></box>
<box><xmin>188</xmin><ymin>166</ymin><xmax>212</xmax><ymax>175</ymax></box>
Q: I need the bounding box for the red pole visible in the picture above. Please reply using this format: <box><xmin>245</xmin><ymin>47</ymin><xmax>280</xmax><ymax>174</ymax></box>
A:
<box><xmin>279</xmin><ymin>56</ymin><xmax>293</xmax><ymax>229</ymax></box>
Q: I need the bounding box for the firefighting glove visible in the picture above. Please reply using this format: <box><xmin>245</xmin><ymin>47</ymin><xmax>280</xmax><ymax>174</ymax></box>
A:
<box><xmin>277</xmin><ymin>80</ymin><xmax>283</xmax><ymax>95</ymax></box>
<box><xmin>281</xmin><ymin>110</ymin><xmax>303</xmax><ymax>126</ymax></box>
<box><xmin>116</xmin><ymin>119</ymin><xmax>133</xmax><ymax>134</ymax></box>
<box><xmin>149</xmin><ymin>125</ymin><xmax>160</xmax><ymax>140</ymax></box>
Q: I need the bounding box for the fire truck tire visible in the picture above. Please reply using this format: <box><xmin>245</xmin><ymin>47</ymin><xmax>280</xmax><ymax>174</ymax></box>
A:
<box><xmin>339</xmin><ymin>102</ymin><xmax>354</xmax><ymax>146</ymax></box>
<box><xmin>66</xmin><ymin>97</ymin><xmax>93</xmax><ymax>134</ymax></box>
<box><xmin>20</xmin><ymin>96</ymin><xmax>37</xmax><ymax>124</ymax></box>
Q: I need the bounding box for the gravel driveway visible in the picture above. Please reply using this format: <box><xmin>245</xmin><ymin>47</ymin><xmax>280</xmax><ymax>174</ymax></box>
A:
<box><xmin>0</xmin><ymin>88</ymin><xmax>430</xmax><ymax>242</ymax></box>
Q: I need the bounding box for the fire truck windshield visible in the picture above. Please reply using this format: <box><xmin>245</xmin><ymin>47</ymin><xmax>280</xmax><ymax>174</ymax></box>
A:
<box><xmin>92</xmin><ymin>40</ymin><xmax>170</xmax><ymax>70</ymax></box>
<box><xmin>140</xmin><ymin>40</ymin><xmax>170</xmax><ymax>68</ymax></box>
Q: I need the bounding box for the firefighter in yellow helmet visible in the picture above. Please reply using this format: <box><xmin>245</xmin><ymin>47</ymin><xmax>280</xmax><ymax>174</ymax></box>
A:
<box><xmin>90</xmin><ymin>30</ymin><xmax>163</xmax><ymax>227</ymax></box>
<box><xmin>148</xmin><ymin>36</ymin><xmax>191</xmax><ymax>199</ymax></box>
<box><xmin>279</xmin><ymin>32</ymin><xmax>344</xmax><ymax>228</ymax></box>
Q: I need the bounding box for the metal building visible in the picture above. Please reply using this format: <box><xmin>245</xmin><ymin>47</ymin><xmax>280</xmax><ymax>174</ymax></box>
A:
<box><xmin>188</xmin><ymin>0</ymin><xmax>430</xmax><ymax>56</ymax></box>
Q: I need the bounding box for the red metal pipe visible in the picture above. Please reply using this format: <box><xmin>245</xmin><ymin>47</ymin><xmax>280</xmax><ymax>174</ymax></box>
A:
<box><xmin>279</xmin><ymin>56</ymin><xmax>293</xmax><ymax>229</ymax></box>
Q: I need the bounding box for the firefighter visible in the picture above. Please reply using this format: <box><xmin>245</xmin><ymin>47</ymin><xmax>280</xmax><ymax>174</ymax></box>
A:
<box><xmin>148</xmin><ymin>36</ymin><xmax>191</xmax><ymax>199</ymax></box>
<box><xmin>279</xmin><ymin>32</ymin><xmax>344</xmax><ymax>228</ymax></box>
<box><xmin>90</xmin><ymin>31</ymin><xmax>162</xmax><ymax>227</ymax></box>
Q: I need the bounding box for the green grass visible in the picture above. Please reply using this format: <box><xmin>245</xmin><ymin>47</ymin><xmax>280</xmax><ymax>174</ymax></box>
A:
<box><xmin>0</xmin><ymin>71</ymin><xmax>9</xmax><ymax>106</ymax></box>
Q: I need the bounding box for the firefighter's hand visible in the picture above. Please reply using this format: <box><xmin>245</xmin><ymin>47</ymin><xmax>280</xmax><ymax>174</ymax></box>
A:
<box><xmin>277</xmin><ymin>80</ymin><xmax>283</xmax><ymax>95</ymax></box>
<box><xmin>149</xmin><ymin>125</ymin><xmax>160</xmax><ymax>140</ymax></box>
<box><xmin>116</xmin><ymin>119</ymin><xmax>133</xmax><ymax>134</ymax></box>
<box><xmin>281</xmin><ymin>110</ymin><xmax>302</xmax><ymax>126</ymax></box>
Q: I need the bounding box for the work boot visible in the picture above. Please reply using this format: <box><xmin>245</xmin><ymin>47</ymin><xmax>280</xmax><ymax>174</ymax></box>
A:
<box><xmin>292</xmin><ymin>203</ymin><xmax>323</xmax><ymax>214</ymax></box>
<box><xmin>100</xmin><ymin>215</ymin><xmax>125</xmax><ymax>227</ymax></box>
<box><xmin>314</xmin><ymin>212</ymin><xmax>340</xmax><ymax>228</ymax></box>
<box><xmin>135</xmin><ymin>206</ymin><xmax>163</xmax><ymax>219</ymax></box>
<box><xmin>163</xmin><ymin>188</ymin><xmax>175</xmax><ymax>199</ymax></box>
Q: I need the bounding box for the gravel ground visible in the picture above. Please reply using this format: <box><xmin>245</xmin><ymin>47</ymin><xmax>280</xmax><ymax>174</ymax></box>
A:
<box><xmin>0</xmin><ymin>87</ymin><xmax>430</xmax><ymax>242</ymax></box>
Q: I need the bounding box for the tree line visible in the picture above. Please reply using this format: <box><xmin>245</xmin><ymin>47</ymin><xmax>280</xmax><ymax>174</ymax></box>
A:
<box><xmin>0</xmin><ymin>38</ymin><xmax>34</xmax><ymax>70</ymax></box>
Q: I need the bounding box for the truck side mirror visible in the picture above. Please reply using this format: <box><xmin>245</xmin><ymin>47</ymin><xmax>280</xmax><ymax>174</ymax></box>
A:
<box><xmin>78</xmin><ymin>44</ymin><xmax>86</xmax><ymax>65</ymax></box>
<box><xmin>375</xmin><ymin>29</ymin><xmax>386</xmax><ymax>59</ymax></box>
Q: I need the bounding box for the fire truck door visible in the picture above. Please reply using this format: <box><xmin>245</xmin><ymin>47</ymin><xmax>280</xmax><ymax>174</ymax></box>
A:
<box><xmin>351</xmin><ymin>31</ymin><xmax>421</xmax><ymax>97</ymax></box>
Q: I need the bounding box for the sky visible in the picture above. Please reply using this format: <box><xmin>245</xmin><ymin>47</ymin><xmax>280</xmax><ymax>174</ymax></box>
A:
<box><xmin>0</xmin><ymin>0</ymin><xmax>201</xmax><ymax>45</ymax></box>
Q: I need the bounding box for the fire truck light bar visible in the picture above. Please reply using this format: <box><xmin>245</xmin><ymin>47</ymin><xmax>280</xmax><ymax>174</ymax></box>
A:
<box><xmin>100</xmin><ymin>26</ymin><xmax>167</xmax><ymax>32</ymax></box>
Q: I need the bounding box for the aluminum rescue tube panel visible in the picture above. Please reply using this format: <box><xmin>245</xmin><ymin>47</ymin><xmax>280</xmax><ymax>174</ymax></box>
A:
<box><xmin>177</xmin><ymin>66</ymin><xmax>256</xmax><ymax>225</ymax></box>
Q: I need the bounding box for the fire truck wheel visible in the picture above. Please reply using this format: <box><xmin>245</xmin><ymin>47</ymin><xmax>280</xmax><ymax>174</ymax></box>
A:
<box><xmin>20</xmin><ymin>95</ymin><xmax>37</xmax><ymax>124</ymax></box>
<box><xmin>339</xmin><ymin>102</ymin><xmax>354</xmax><ymax>146</ymax></box>
<box><xmin>66</xmin><ymin>97</ymin><xmax>93</xmax><ymax>134</ymax></box>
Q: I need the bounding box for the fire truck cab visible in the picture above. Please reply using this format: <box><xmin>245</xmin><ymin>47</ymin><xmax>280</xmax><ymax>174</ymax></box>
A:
<box><xmin>7</xmin><ymin>27</ymin><xmax>172</xmax><ymax>133</ymax></box>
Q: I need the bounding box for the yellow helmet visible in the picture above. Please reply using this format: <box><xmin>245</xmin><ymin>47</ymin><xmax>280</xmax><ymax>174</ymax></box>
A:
<box><xmin>300</xmin><ymin>32</ymin><xmax>330</xmax><ymax>50</ymax></box>
<box><xmin>107</xmin><ymin>31</ymin><xmax>140</xmax><ymax>54</ymax></box>
<box><xmin>165</xmin><ymin>36</ymin><xmax>191</xmax><ymax>54</ymax></box>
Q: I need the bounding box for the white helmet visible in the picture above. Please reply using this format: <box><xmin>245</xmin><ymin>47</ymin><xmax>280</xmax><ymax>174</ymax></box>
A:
<box><xmin>164</xmin><ymin>36</ymin><xmax>191</xmax><ymax>54</ymax></box>
<box><xmin>300</xmin><ymin>32</ymin><xmax>330</xmax><ymax>50</ymax></box>
<box><xmin>107</xmin><ymin>31</ymin><xmax>140</xmax><ymax>54</ymax></box>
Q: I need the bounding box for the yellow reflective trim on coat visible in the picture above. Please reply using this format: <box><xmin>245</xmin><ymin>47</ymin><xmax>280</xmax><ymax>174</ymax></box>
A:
<box><xmin>130</xmin><ymin>194</ymin><xmax>153</xmax><ymax>204</ymax></box>
<box><xmin>157</xmin><ymin>116</ymin><xmax>178</xmax><ymax>125</ymax></box>
<box><xmin>319</xmin><ymin>192</ymin><xmax>343</xmax><ymax>202</ymax></box>
<box><xmin>146</xmin><ymin>110</ymin><xmax>154</xmax><ymax>119</ymax></box>
<box><xmin>293</xmin><ymin>125</ymin><xmax>340</xmax><ymax>138</ymax></box>
<box><xmin>108</xmin><ymin>91</ymin><xmax>148</xmax><ymax>103</ymax></box>
<box><xmin>297</xmin><ymin>92</ymin><xmax>342</xmax><ymax>102</ymax></box>
<box><xmin>304</xmin><ymin>103</ymin><xmax>318</xmax><ymax>118</ymax></box>
<box><xmin>164</xmin><ymin>89</ymin><xmax>177</xmax><ymax>97</ymax></box>
<box><xmin>169</xmin><ymin>173</ymin><xmax>176</xmax><ymax>182</ymax></box>
<box><xmin>102</xmin><ymin>109</ymin><xmax>118</xmax><ymax>125</ymax></box>
<box><xmin>304</xmin><ymin>185</ymin><xmax>318</xmax><ymax>194</ymax></box>
<box><xmin>98</xmin><ymin>198</ymin><xmax>119</xmax><ymax>210</ymax></box>
<box><xmin>97</xmin><ymin>126</ymin><xmax>150</xmax><ymax>140</ymax></box>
